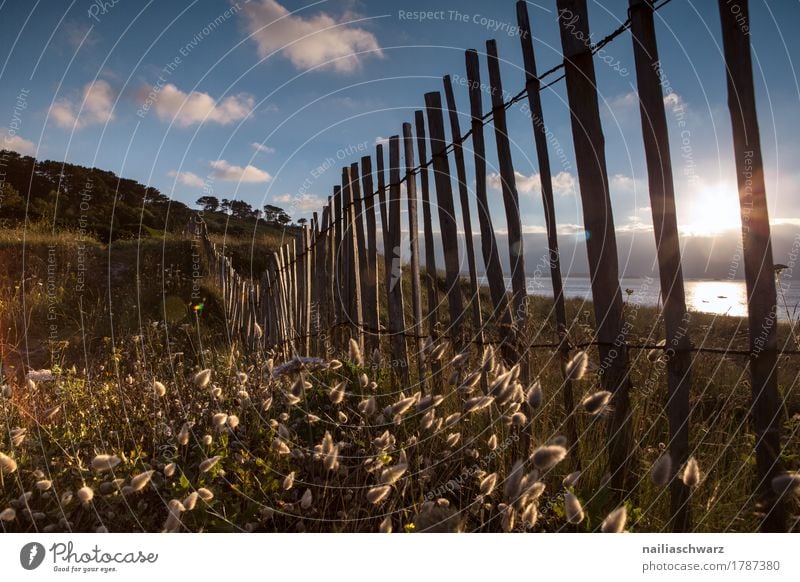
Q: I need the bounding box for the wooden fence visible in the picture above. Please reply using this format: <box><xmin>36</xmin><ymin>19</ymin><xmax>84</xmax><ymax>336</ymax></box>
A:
<box><xmin>197</xmin><ymin>0</ymin><xmax>788</xmax><ymax>532</ymax></box>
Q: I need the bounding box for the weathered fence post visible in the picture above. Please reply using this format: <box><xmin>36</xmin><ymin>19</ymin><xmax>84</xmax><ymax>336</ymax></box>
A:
<box><xmin>360</xmin><ymin>156</ymin><xmax>380</xmax><ymax>355</ymax></box>
<box><xmin>342</xmin><ymin>166</ymin><xmax>364</xmax><ymax>350</ymax></box>
<box><xmin>557</xmin><ymin>0</ymin><xmax>634</xmax><ymax>493</ymax></box>
<box><xmin>464</xmin><ymin>49</ymin><xmax>514</xmax><ymax>348</ymax></box>
<box><xmin>387</xmin><ymin>136</ymin><xmax>410</xmax><ymax>381</ymax></box>
<box><xmin>629</xmin><ymin>0</ymin><xmax>694</xmax><ymax>531</ymax></box>
<box><xmin>444</xmin><ymin>75</ymin><xmax>484</xmax><ymax>346</ymax></box>
<box><xmin>719</xmin><ymin>0</ymin><xmax>784</xmax><ymax>532</ymax></box>
<box><xmin>516</xmin><ymin>0</ymin><xmax>580</xmax><ymax>464</ymax></box>
<box><xmin>403</xmin><ymin>122</ymin><xmax>426</xmax><ymax>383</ymax></box>
<box><xmin>486</xmin><ymin>40</ymin><xmax>529</xmax><ymax>383</ymax></box>
<box><xmin>414</xmin><ymin>111</ymin><xmax>443</xmax><ymax>390</ymax></box>
<box><xmin>332</xmin><ymin>185</ymin><xmax>344</xmax><ymax>350</ymax></box>
<box><xmin>425</xmin><ymin>91</ymin><xmax>465</xmax><ymax>350</ymax></box>
<box><xmin>351</xmin><ymin>161</ymin><xmax>370</xmax><ymax>349</ymax></box>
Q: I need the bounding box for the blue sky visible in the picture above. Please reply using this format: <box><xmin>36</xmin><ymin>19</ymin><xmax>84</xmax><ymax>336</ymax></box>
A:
<box><xmin>1</xmin><ymin>0</ymin><xmax>799</xmax><ymax>276</ymax></box>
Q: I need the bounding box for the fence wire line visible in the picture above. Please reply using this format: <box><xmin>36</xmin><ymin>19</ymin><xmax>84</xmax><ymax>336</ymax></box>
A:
<box><xmin>237</xmin><ymin>317</ymin><xmax>800</xmax><ymax>358</ymax></box>
<box><xmin>214</xmin><ymin>0</ymin><xmax>675</xmax><ymax>276</ymax></box>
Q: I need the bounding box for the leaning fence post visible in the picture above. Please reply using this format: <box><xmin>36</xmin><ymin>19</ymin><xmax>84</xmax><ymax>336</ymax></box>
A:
<box><xmin>425</xmin><ymin>91</ymin><xmax>465</xmax><ymax>350</ymax></box>
<box><xmin>403</xmin><ymin>122</ymin><xmax>426</xmax><ymax>384</ymax></box>
<box><xmin>360</xmin><ymin>156</ymin><xmax>380</xmax><ymax>355</ymax></box>
<box><xmin>387</xmin><ymin>135</ymin><xmax>410</xmax><ymax>382</ymax></box>
<box><xmin>517</xmin><ymin>0</ymin><xmax>580</xmax><ymax>465</ymax></box>
<box><xmin>557</xmin><ymin>0</ymin><xmax>635</xmax><ymax>494</ymax></box>
<box><xmin>443</xmin><ymin>74</ymin><xmax>484</xmax><ymax>346</ymax></box>
<box><xmin>719</xmin><ymin>0</ymin><xmax>784</xmax><ymax>532</ymax></box>
<box><xmin>464</xmin><ymin>49</ymin><xmax>514</xmax><ymax>351</ymax></box>
<box><xmin>629</xmin><ymin>0</ymin><xmax>694</xmax><ymax>532</ymax></box>
<box><xmin>342</xmin><ymin>166</ymin><xmax>364</xmax><ymax>350</ymax></box>
<box><xmin>486</xmin><ymin>40</ymin><xmax>529</xmax><ymax>383</ymax></box>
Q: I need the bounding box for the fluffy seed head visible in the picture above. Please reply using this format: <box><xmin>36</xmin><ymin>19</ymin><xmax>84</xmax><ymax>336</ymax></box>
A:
<box><xmin>0</xmin><ymin>452</ymin><xmax>18</xmax><ymax>474</ymax></box>
<box><xmin>379</xmin><ymin>516</ymin><xmax>392</xmax><ymax>533</ymax></box>
<box><xmin>348</xmin><ymin>338</ymin><xmax>363</xmax><ymax>366</ymax></box>
<box><xmin>197</xmin><ymin>488</ymin><xmax>214</xmax><ymax>501</ymax></box>
<box><xmin>480</xmin><ymin>473</ymin><xmax>498</xmax><ymax>496</ymax></box>
<box><xmin>35</xmin><ymin>479</ymin><xmax>53</xmax><ymax>491</ymax></box>
<box><xmin>771</xmin><ymin>472</ymin><xmax>800</xmax><ymax>496</ymax></box>
<box><xmin>130</xmin><ymin>470</ymin><xmax>155</xmax><ymax>492</ymax></box>
<box><xmin>212</xmin><ymin>413</ymin><xmax>228</xmax><ymax>428</ymax></box>
<box><xmin>565</xmin><ymin>492</ymin><xmax>585</xmax><ymax>524</ymax></box>
<box><xmin>651</xmin><ymin>453</ymin><xmax>673</xmax><ymax>486</ymax></box>
<box><xmin>366</xmin><ymin>485</ymin><xmax>392</xmax><ymax>504</ymax></box>
<box><xmin>91</xmin><ymin>454</ymin><xmax>121</xmax><ymax>473</ymax></box>
<box><xmin>183</xmin><ymin>492</ymin><xmax>199</xmax><ymax>511</ymax></box>
<box><xmin>283</xmin><ymin>472</ymin><xmax>295</xmax><ymax>490</ymax></box>
<box><xmin>602</xmin><ymin>506</ymin><xmax>627</xmax><ymax>533</ymax></box>
<box><xmin>153</xmin><ymin>381</ymin><xmax>166</xmax><ymax>397</ymax></box>
<box><xmin>464</xmin><ymin>395</ymin><xmax>494</xmax><ymax>414</ymax></box>
<box><xmin>300</xmin><ymin>488</ymin><xmax>313</xmax><ymax>509</ymax></box>
<box><xmin>526</xmin><ymin>381</ymin><xmax>543</xmax><ymax>408</ymax></box>
<box><xmin>531</xmin><ymin>445</ymin><xmax>568</xmax><ymax>470</ymax></box>
<box><xmin>193</xmin><ymin>369</ymin><xmax>212</xmax><ymax>388</ymax></box>
<box><xmin>0</xmin><ymin>507</ymin><xmax>16</xmax><ymax>522</ymax></box>
<box><xmin>682</xmin><ymin>457</ymin><xmax>701</xmax><ymax>487</ymax></box>
<box><xmin>380</xmin><ymin>464</ymin><xmax>408</xmax><ymax>485</ymax></box>
<box><xmin>163</xmin><ymin>463</ymin><xmax>176</xmax><ymax>478</ymax></box>
<box><xmin>199</xmin><ymin>456</ymin><xmax>222</xmax><ymax>473</ymax></box>
<box><xmin>582</xmin><ymin>390</ymin><xmax>612</xmax><ymax>415</ymax></box>
<box><xmin>565</xmin><ymin>351</ymin><xmax>589</xmax><ymax>381</ymax></box>
<box><xmin>77</xmin><ymin>486</ymin><xmax>94</xmax><ymax>504</ymax></box>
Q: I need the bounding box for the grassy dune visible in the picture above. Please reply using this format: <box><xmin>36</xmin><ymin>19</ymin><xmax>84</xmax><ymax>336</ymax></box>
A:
<box><xmin>1</xmin><ymin>230</ymin><xmax>798</xmax><ymax>532</ymax></box>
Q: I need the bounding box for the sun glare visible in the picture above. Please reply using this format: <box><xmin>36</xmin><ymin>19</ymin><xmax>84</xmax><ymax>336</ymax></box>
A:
<box><xmin>679</xmin><ymin>182</ymin><xmax>742</xmax><ymax>236</ymax></box>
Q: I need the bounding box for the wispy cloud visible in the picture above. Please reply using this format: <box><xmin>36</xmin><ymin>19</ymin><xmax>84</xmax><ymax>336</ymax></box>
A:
<box><xmin>252</xmin><ymin>142</ymin><xmax>276</xmax><ymax>154</ymax></box>
<box><xmin>50</xmin><ymin>80</ymin><xmax>115</xmax><ymax>129</ymax></box>
<box><xmin>489</xmin><ymin>170</ymin><xmax>576</xmax><ymax>196</ymax></box>
<box><xmin>1</xmin><ymin>130</ymin><xmax>36</xmax><ymax>155</ymax></box>
<box><xmin>240</xmin><ymin>0</ymin><xmax>383</xmax><ymax>73</ymax></box>
<box><xmin>273</xmin><ymin>192</ymin><xmax>327</xmax><ymax>212</ymax></box>
<box><xmin>168</xmin><ymin>170</ymin><xmax>206</xmax><ymax>188</ymax></box>
<box><xmin>209</xmin><ymin>159</ymin><xmax>271</xmax><ymax>183</ymax></box>
<box><xmin>137</xmin><ymin>84</ymin><xmax>253</xmax><ymax>127</ymax></box>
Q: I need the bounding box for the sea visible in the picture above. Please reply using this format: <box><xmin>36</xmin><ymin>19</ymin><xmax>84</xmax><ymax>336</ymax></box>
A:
<box><xmin>512</xmin><ymin>276</ymin><xmax>800</xmax><ymax>322</ymax></box>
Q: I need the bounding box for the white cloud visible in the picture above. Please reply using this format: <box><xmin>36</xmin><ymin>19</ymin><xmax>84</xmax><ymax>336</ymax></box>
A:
<box><xmin>489</xmin><ymin>170</ymin><xmax>576</xmax><ymax>196</ymax></box>
<box><xmin>138</xmin><ymin>84</ymin><xmax>253</xmax><ymax>127</ymax></box>
<box><xmin>50</xmin><ymin>80</ymin><xmax>115</xmax><ymax>129</ymax></box>
<box><xmin>273</xmin><ymin>192</ymin><xmax>327</xmax><ymax>212</ymax></box>
<box><xmin>168</xmin><ymin>170</ymin><xmax>206</xmax><ymax>188</ymax></box>
<box><xmin>374</xmin><ymin>136</ymin><xmax>390</xmax><ymax>145</ymax></box>
<box><xmin>240</xmin><ymin>0</ymin><xmax>383</xmax><ymax>73</ymax></box>
<box><xmin>209</xmin><ymin>159</ymin><xmax>271</xmax><ymax>183</ymax></box>
<box><xmin>611</xmin><ymin>173</ymin><xmax>640</xmax><ymax>193</ymax></box>
<box><xmin>608</xmin><ymin>91</ymin><xmax>638</xmax><ymax>109</ymax></box>
<box><xmin>663</xmin><ymin>92</ymin><xmax>685</xmax><ymax>113</ymax></box>
<box><xmin>251</xmin><ymin>142</ymin><xmax>275</xmax><ymax>154</ymax></box>
<box><xmin>0</xmin><ymin>130</ymin><xmax>35</xmax><ymax>155</ymax></box>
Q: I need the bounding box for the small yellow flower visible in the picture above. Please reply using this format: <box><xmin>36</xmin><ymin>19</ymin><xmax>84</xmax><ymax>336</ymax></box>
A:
<box><xmin>404</xmin><ymin>523</ymin><xmax>416</xmax><ymax>532</ymax></box>
<box><xmin>378</xmin><ymin>453</ymin><xmax>392</xmax><ymax>465</ymax></box>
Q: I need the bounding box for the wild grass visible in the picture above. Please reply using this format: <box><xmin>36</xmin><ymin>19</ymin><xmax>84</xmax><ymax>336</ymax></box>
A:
<box><xmin>1</xmin><ymin>232</ymin><xmax>799</xmax><ymax>533</ymax></box>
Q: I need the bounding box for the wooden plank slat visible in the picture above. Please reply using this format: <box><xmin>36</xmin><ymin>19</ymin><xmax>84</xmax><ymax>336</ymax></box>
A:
<box><xmin>343</xmin><ymin>166</ymin><xmax>364</xmax><ymax>348</ymax></box>
<box><xmin>557</xmin><ymin>0</ymin><xmax>634</xmax><ymax>493</ymax></box>
<box><xmin>360</xmin><ymin>156</ymin><xmax>380</xmax><ymax>353</ymax></box>
<box><xmin>719</xmin><ymin>0</ymin><xmax>784</xmax><ymax>532</ymax></box>
<box><xmin>424</xmin><ymin>91</ymin><xmax>465</xmax><ymax>348</ymax></box>
<box><xmin>516</xmin><ymin>0</ymin><xmax>580</xmax><ymax>464</ymax></box>
<box><xmin>443</xmin><ymin>74</ymin><xmax>484</xmax><ymax>344</ymax></box>
<box><xmin>387</xmin><ymin>135</ymin><xmax>410</xmax><ymax>379</ymax></box>
<box><xmin>486</xmin><ymin>40</ymin><xmax>528</xmax><ymax>376</ymax></box>
<box><xmin>629</xmin><ymin>0</ymin><xmax>694</xmax><ymax>531</ymax></box>
<box><xmin>414</xmin><ymin>110</ymin><xmax>441</xmax><ymax>337</ymax></box>
<box><xmin>464</xmin><ymin>49</ymin><xmax>514</xmax><ymax>347</ymax></box>
<box><xmin>403</xmin><ymin>122</ymin><xmax>426</xmax><ymax>382</ymax></box>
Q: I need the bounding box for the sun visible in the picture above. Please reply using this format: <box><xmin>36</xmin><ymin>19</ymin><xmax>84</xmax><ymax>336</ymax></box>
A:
<box><xmin>679</xmin><ymin>181</ymin><xmax>742</xmax><ymax>236</ymax></box>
